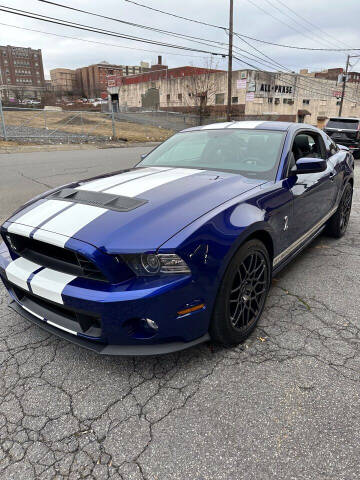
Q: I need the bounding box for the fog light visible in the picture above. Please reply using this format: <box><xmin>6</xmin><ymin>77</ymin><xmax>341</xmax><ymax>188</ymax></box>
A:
<box><xmin>145</xmin><ymin>318</ymin><xmax>159</xmax><ymax>331</ymax></box>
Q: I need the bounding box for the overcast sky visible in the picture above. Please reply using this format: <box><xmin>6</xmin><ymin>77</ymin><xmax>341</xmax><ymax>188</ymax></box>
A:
<box><xmin>1</xmin><ymin>0</ymin><xmax>360</xmax><ymax>78</ymax></box>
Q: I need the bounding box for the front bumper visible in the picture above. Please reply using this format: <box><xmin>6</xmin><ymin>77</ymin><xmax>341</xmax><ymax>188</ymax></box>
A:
<box><xmin>8</xmin><ymin>300</ymin><xmax>209</xmax><ymax>355</ymax></box>
<box><xmin>0</xmin><ymin>244</ymin><xmax>211</xmax><ymax>355</ymax></box>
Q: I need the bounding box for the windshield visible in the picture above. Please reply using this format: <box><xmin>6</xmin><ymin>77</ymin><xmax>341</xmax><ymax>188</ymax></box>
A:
<box><xmin>326</xmin><ymin>119</ymin><xmax>360</xmax><ymax>130</ymax></box>
<box><xmin>138</xmin><ymin>129</ymin><xmax>285</xmax><ymax>181</ymax></box>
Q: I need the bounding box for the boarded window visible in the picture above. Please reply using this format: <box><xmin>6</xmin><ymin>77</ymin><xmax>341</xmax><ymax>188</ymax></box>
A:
<box><xmin>215</xmin><ymin>93</ymin><xmax>225</xmax><ymax>104</ymax></box>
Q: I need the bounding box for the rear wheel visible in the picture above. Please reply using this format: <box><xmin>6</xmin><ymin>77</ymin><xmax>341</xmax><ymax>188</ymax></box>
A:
<box><xmin>326</xmin><ymin>183</ymin><xmax>353</xmax><ymax>238</ymax></box>
<box><xmin>210</xmin><ymin>239</ymin><xmax>271</xmax><ymax>346</ymax></box>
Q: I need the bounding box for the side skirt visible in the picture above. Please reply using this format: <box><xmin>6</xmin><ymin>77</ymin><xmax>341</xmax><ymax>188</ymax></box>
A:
<box><xmin>272</xmin><ymin>224</ymin><xmax>325</xmax><ymax>276</ymax></box>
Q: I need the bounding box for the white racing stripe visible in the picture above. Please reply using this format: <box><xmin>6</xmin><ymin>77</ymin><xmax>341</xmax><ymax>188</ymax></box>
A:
<box><xmin>7</xmin><ymin>168</ymin><xmax>201</xmax><ymax>246</ymax></box>
<box><xmin>227</xmin><ymin>121</ymin><xmax>265</xmax><ymax>129</ymax></box>
<box><xmin>9</xmin><ymin>200</ymin><xmax>70</xmax><ymax>231</ymax></box>
<box><xmin>46</xmin><ymin>320</ymin><xmax>77</xmax><ymax>335</ymax></box>
<box><xmin>19</xmin><ymin>302</ymin><xmax>77</xmax><ymax>335</ymax></box>
<box><xmin>21</xmin><ymin>304</ymin><xmax>45</xmax><ymax>321</ymax></box>
<box><xmin>7</xmin><ymin>224</ymin><xmax>34</xmax><ymax>238</ymax></box>
<box><xmin>30</xmin><ymin>268</ymin><xmax>77</xmax><ymax>304</ymax></box>
<box><xmin>33</xmin><ymin>203</ymin><xmax>107</xmax><ymax>248</ymax></box>
<box><xmin>201</xmin><ymin>122</ymin><xmax>232</xmax><ymax>129</ymax></box>
<box><xmin>5</xmin><ymin>257</ymin><xmax>42</xmax><ymax>291</ymax></box>
<box><xmin>105</xmin><ymin>168</ymin><xmax>202</xmax><ymax>197</ymax></box>
<box><xmin>76</xmin><ymin>167</ymin><xmax>167</xmax><ymax>192</ymax></box>
<box><xmin>32</xmin><ymin>230</ymin><xmax>71</xmax><ymax>249</ymax></box>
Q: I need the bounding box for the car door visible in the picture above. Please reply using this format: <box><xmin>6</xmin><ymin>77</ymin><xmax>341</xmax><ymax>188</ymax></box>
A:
<box><xmin>285</xmin><ymin>129</ymin><xmax>338</xmax><ymax>243</ymax></box>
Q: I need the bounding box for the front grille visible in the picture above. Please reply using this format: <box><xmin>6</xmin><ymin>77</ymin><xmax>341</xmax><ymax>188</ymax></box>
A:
<box><xmin>4</xmin><ymin>232</ymin><xmax>107</xmax><ymax>282</ymax></box>
<box><xmin>11</xmin><ymin>284</ymin><xmax>102</xmax><ymax>338</ymax></box>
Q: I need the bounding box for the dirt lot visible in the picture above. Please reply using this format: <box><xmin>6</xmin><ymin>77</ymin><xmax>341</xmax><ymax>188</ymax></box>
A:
<box><xmin>2</xmin><ymin>110</ymin><xmax>173</xmax><ymax>143</ymax></box>
<box><xmin>0</xmin><ymin>149</ymin><xmax>359</xmax><ymax>480</ymax></box>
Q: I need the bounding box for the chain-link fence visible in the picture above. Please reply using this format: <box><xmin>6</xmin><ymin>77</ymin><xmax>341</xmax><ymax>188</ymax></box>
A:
<box><xmin>0</xmin><ymin>104</ymin><xmax>176</xmax><ymax>144</ymax></box>
<box><xmin>0</xmin><ymin>101</ymin><xmax>284</xmax><ymax>145</ymax></box>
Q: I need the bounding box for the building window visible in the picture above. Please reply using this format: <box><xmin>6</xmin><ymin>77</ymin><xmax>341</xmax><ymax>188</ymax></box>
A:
<box><xmin>303</xmin><ymin>99</ymin><xmax>310</xmax><ymax>105</ymax></box>
<box><xmin>215</xmin><ymin>93</ymin><xmax>225</xmax><ymax>104</ymax></box>
<box><xmin>232</xmin><ymin>96</ymin><xmax>238</xmax><ymax>104</ymax></box>
<box><xmin>268</xmin><ymin>97</ymin><xmax>273</xmax><ymax>103</ymax></box>
<box><xmin>166</xmin><ymin>94</ymin><xmax>170</xmax><ymax>102</ymax></box>
<box><xmin>178</xmin><ymin>93</ymin><xmax>182</xmax><ymax>102</ymax></box>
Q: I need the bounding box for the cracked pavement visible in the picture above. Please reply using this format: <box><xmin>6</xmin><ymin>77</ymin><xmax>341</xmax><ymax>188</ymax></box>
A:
<box><xmin>0</xmin><ymin>149</ymin><xmax>359</xmax><ymax>479</ymax></box>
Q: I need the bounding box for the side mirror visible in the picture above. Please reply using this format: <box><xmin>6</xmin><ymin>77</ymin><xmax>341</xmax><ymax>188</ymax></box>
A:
<box><xmin>140</xmin><ymin>153</ymin><xmax>147</xmax><ymax>160</ymax></box>
<box><xmin>337</xmin><ymin>144</ymin><xmax>349</xmax><ymax>152</ymax></box>
<box><xmin>290</xmin><ymin>157</ymin><xmax>327</xmax><ymax>175</ymax></box>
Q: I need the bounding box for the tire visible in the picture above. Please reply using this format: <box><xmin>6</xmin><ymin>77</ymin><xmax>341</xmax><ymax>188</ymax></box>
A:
<box><xmin>210</xmin><ymin>239</ymin><xmax>271</xmax><ymax>346</ymax></box>
<box><xmin>326</xmin><ymin>183</ymin><xmax>353</xmax><ymax>238</ymax></box>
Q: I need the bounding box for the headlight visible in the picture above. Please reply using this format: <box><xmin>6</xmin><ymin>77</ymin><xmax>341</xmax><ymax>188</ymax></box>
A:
<box><xmin>121</xmin><ymin>253</ymin><xmax>191</xmax><ymax>276</ymax></box>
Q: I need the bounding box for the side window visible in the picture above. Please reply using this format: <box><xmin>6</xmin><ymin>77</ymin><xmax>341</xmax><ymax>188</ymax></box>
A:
<box><xmin>287</xmin><ymin>131</ymin><xmax>326</xmax><ymax>175</ymax></box>
<box><xmin>323</xmin><ymin>134</ymin><xmax>338</xmax><ymax>157</ymax></box>
<box><xmin>292</xmin><ymin>132</ymin><xmax>326</xmax><ymax>162</ymax></box>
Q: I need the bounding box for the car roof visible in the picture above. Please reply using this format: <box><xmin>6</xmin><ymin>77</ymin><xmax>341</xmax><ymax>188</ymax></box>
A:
<box><xmin>328</xmin><ymin>117</ymin><xmax>360</xmax><ymax>121</ymax></box>
<box><xmin>181</xmin><ymin>120</ymin><xmax>314</xmax><ymax>133</ymax></box>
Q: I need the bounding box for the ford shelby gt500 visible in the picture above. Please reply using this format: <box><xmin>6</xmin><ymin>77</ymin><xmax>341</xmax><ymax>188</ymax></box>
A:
<box><xmin>0</xmin><ymin>121</ymin><xmax>354</xmax><ymax>355</ymax></box>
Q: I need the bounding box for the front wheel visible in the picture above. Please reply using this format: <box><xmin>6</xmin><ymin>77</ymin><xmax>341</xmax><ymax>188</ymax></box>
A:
<box><xmin>326</xmin><ymin>183</ymin><xmax>353</xmax><ymax>238</ymax></box>
<box><xmin>210</xmin><ymin>239</ymin><xmax>271</xmax><ymax>346</ymax></box>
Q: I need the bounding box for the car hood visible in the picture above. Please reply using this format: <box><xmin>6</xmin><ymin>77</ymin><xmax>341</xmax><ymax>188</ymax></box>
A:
<box><xmin>4</xmin><ymin>166</ymin><xmax>266</xmax><ymax>252</ymax></box>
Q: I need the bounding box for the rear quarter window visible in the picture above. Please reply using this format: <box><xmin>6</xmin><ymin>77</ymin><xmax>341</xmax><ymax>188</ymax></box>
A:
<box><xmin>326</xmin><ymin>119</ymin><xmax>360</xmax><ymax>130</ymax></box>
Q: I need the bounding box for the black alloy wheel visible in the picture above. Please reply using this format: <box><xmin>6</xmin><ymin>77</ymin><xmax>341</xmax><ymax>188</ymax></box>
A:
<box><xmin>229</xmin><ymin>251</ymin><xmax>268</xmax><ymax>331</ymax></box>
<box><xmin>326</xmin><ymin>183</ymin><xmax>353</xmax><ymax>238</ymax></box>
<box><xmin>210</xmin><ymin>239</ymin><xmax>271</xmax><ymax>345</ymax></box>
<box><xmin>339</xmin><ymin>185</ymin><xmax>352</xmax><ymax>234</ymax></box>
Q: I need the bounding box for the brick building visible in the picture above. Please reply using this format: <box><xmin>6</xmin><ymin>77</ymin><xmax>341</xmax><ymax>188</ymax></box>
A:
<box><xmin>0</xmin><ymin>45</ymin><xmax>46</xmax><ymax>101</ymax></box>
<box><xmin>301</xmin><ymin>67</ymin><xmax>360</xmax><ymax>84</ymax></box>
<box><xmin>108</xmin><ymin>56</ymin><xmax>224</xmax><ymax>111</ymax></box>
<box><xmin>75</xmin><ymin>61</ymin><xmax>150</xmax><ymax>99</ymax></box>
<box><xmin>50</xmin><ymin>68</ymin><xmax>77</xmax><ymax>95</ymax></box>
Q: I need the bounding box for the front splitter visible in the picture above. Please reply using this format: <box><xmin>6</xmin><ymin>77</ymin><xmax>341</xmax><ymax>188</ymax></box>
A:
<box><xmin>9</xmin><ymin>300</ymin><xmax>210</xmax><ymax>356</ymax></box>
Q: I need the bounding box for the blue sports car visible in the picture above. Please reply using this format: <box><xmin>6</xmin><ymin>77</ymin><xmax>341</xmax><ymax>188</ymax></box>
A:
<box><xmin>0</xmin><ymin>121</ymin><xmax>354</xmax><ymax>355</ymax></box>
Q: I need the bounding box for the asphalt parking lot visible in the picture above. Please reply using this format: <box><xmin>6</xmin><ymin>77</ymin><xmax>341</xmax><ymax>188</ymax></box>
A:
<box><xmin>0</xmin><ymin>148</ymin><xmax>359</xmax><ymax>480</ymax></box>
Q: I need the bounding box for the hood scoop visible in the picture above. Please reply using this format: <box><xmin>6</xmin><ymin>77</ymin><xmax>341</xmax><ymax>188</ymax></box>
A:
<box><xmin>48</xmin><ymin>188</ymin><xmax>148</xmax><ymax>212</ymax></box>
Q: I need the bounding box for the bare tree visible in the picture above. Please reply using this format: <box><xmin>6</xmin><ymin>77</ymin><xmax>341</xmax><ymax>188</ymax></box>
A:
<box><xmin>14</xmin><ymin>87</ymin><xmax>26</xmax><ymax>104</ymax></box>
<box><xmin>184</xmin><ymin>60</ymin><xmax>218</xmax><ymax>125</ymax></box>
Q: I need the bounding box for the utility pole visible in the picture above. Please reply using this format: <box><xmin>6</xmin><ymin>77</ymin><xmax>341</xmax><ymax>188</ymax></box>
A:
<box><xmin>339</xmin><ymin>54</ymin><xmax>350</xmax><ymax>117</ymax></box>
<box><xmin>226</xmin><ymin>0</ymin><xmax>233</xmax><ymax>122</ymax></box>
<box><xmin>0</xmin><ymin>67</ymin><xmax>7</xmax><ymax>141</ymax></box>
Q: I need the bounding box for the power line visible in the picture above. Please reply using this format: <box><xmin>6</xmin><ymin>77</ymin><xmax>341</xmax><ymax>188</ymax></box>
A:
<box><xmin>0</xmin><ymin>22</ymin><xmax>216</xmax><ymax>59</ymax></box>
<box><xmin>270</xmin><ymin>0</ymin><xmax>353</xmax><ymax>49</ymax></box>
<box><xmin>35</xmin><ymin>0</ymin><xmax>298</xmax><ymax>72</ymax></box>
<box><xmin>0</xmin><ymin>5</ymin><xmax>227</xmax><ymax>56</ymax></box>
<box><xmin>247</xmin><ymin>0</ymin><xmax>344</xmax><ymax>54</ymax></box>
<box><xmin>234</xmin><ymin>34</ymin><xmax>292</xmax><ymax>72</ymax></box>
<box><xmin>255</xmin><ymin>0</ymin><xmax>345</xmax><ymax>52</ymax></box>
<box><xmin>123</xmin><ymin>0</ymin><xmax>225</xmax><ymax>30</ymax></box>
<box><xmin>121</xmin><ymin>0</ymin><xmax>360</xmax><ymax>51</ymax></box>
<box><xmin>35</xmin><ymin>0</ymin><xmax>229</xmax><ymax>51</ymax></box>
